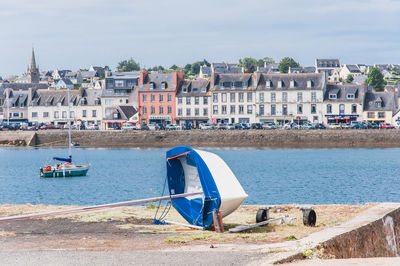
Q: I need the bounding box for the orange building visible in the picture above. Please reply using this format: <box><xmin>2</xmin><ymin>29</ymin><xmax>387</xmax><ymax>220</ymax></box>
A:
<box><xmin>138</xmin><ymin>71</ymin><xmax>184</xmax><ymax>125</ymax></box>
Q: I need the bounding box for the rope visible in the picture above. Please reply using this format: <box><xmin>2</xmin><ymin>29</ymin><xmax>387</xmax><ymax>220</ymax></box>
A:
<box><xmin>153</xmin><ymin>171</ymin><xmax>172</xmax><ymax>225</ymax></box>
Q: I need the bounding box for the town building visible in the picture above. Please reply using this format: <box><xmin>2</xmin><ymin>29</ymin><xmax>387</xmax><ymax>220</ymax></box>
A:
<box><xmin>362</xmin><ymin>90</ymin><xmax>398</xmax><ymax>124</ymax></box>
<box><xmin>339</xmin><ymin>64</ymin><xmax>362</xmax><ymax>80</ymax></box>
<box><xmin>102</xmin><ymin>105</ymin><xmax>139</xmax><ymax>130</ymax></box>
<box><xmin>323</xmin><ymin>84</ymin><xmax>365</xmax><ymax>125</ymax></box>
<box><xmin>176</xmin><ymin>79</ymin><xmax>211</xmax><ymax>127</ymax></box>
<box><xmin>199</xmin><ymin>63</ymin><xmax>243</xmax><ymax>78</ymax></box>
<box><xmin>55</xmin><ymin>78</ymin><xmax>74</xmax><ymax>90</ymax></box>
<box><xmin>210</xmin><ymin>73</ymin><xmax>256</xmax><ymax>124</ymax></box>
<box><xmin>138</xmin><ymin>71</ymin><xmax>184</xmax><ymax>124</ymax></box>
<box><xmin>315</xmin><ymin>59</ymin><xmax>341</xmax><ymax>83</ymax></box>
<box><xmin>255</xmin><ymin>72</ymin><xmax>327</xmax><ymax>124</ymax></box>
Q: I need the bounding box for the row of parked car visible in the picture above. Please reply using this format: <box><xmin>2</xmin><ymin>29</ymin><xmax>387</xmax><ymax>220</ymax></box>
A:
<box><xmin>0</xmin><ymin>122</ymin><xmax>100</xmax><ymax>131</ymax></box>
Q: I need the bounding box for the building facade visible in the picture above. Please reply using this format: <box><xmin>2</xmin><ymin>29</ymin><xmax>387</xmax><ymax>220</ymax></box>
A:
<box><xmin>362</xmin><ymin>90</ymin><xmax>398</xmax><ymax>124</ymax></box>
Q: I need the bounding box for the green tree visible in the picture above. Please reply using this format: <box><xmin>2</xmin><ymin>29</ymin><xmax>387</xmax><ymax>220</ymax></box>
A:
<box><xmin>366</xmin><ymin>67</ymin><xmax>386</xmax><ymax>91</ymax></box>
<box><xmin>169</xmin><ymin>64</ymin><xmax>179</xmax><ymax>70</ymax></box>
<box><xmin>183</xmin><ymin>64</ymin><xmax>192</xmax><ymax>73</ymax></box>
<box><xmin>117</xmin><ymin>57</ymin><xmax>140</xmax><ymax>71</ymax></box>
<box><xmin>191</xmin><ymin>62</ymin><xmax>201</xmax><ymax>75</ymax></box>
<box><xmin>345</xmin><ymin>74</ymin><xmax>354</xmax><ymax>83</ymax></box>
<box><xmin>257</xmin><ymin>57</ymin><xmax>275</xmax><ymax>67</ymax></box>
<box><xmin>238</xmin><ymin>57</ymin><xmax>258</xmax><ymax>73</ymax></box>
<box><xmin>278</xmin><ymin>57</ymin><xmax>300</xmax><ymax>73</ymax></box>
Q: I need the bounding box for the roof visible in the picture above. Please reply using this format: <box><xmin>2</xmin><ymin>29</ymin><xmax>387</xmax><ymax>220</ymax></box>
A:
<box><xmin>80</xmin><ymin>71</ymin><xmax>97</xmax><ymax>79</ymax></box>
<box><xmin>256</xmin><ymin>73</ymin><xmax>325</xmax><ymax>91</ymax></box>
<box><xmin>212</xmin><ymin>74</ymin><xmax>253</xmax><ymax>91</ymax></box>
<box><xmin>31</xmin><ymin>89</ymin><xmax>81</xmax><ymax>106</ymax></box>
<box><xmin>316</xmin><ymin>59</ymin><xmax>341</xmax><ymax>68</ymax></box>
<box><xmin>346</xmin><ymin>64</ymin><xmax>361</xmax><ymax>73</ymax></box>
<box><xmin>59</xmin><ymin>78</ymin><xmax>73</xmax><ymax>85</ymax></box>
<box><xmin>363</xmin><ymin>91</ymin><xmax>397</xmax><ymax>112</ymax></box>
<box><xmin>324</xmin><ymin>84</ymin><xmax>364</xmax><ymax>103</ymax></box>
<box><xmin>139</xmin><ymin>73</ymin><xmax>177</xmax><ymax>92</ymax></box>
<box><xmin>0</xmin><ymin>83</ymin><xmax>49</xmax><ymax>99</ymax></box>
<box><xmin>177</xmin><ymin>79</ymin><xmax>210</xmax><ymax>96</ymax></box>
<box><xmin>118</xmin><ymin>105</ymin><xmax>138</xmax><ymax>120</ymax></box>
<box><xmin>200</xmin><ymin>66</ymin><xmax>211</xmax><ymax>76</ymax></box>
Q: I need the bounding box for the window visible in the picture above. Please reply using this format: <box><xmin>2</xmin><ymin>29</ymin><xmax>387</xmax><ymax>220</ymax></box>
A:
<box><xmin>105</xmin><ymin>99</ymin><xmax>113</xmax><ymax>106</ymax></box>
<box><xmin>339</xmin><ymin>104</ymin><xmax>344</xmax><ymax>114</ymax></box>
<box><xmin>159</xmin><ymin>106</ymin><xmax>164</xmax><ymax>114</ymax></box>
<box><xmin>297</xmin><ymin>104</ymin><xmax>303</xmax><ymax>114</ymax></box>
<box><xmin>186</xmin><ymin>97</ymin><xmax>191</xmax><ymax>105</ymax></box>
<box><xmin>247</xmin><ymin>92</ymin><xmax>253</xmax><ymax>102</ymax></box>
<box><xmin>347</xmin><ymin>94</ymin><xmax>355</xmax><ymax>99</ymax></box>
<box><xmin>20</xmin><ymin>112</ymin><xmax>23</xmax><ymax>118</ymax></box>
<box><xmin>201</xmin><ymin>87</ymin><xmax>206</xmax><ymax>93</ymax></box>
<box><xmin>62</xmin><ymin>111</ymin><xmax>67</xmax><ymax>118</ymax></box>
<box><xmin>126</xmin><ymin>79</ymin><xmax>136</xmax><ymax>88</ymax></box>
<box><xmin>259</xmin><ymin>105</ymin><xmax>264</xmax><ymax>115</ymax></box>
<box><xmin>259</xmin><ymin>93</ymin><xmax>264</xmax><ymax>102</ymax></box>
<box><xmin>43</xmin><ymin>112</ymin><xmax>49</xmax><ymax>118</ymax></box>
<box><xmin>151</xmin><ymin>106</ymin><xmax>155</xmax><ymax>114</ymax></box>
<box><xmin>106</xmin><ymin>79</ymin><xmax>114</xmax><ymax>88</ymax></box>
<box><xmin>203</xmin><ymin>108</ymin><xmax>208</xmax><ymax>116</ymax></box>
<box><xmin>247</xmin><ymin>105</ymin><xmax>253</xmax><ymax>114</ymax></box>
<box><xmin>203</xmin><ymin>97</ymin><xmax>208</xmax><ymax>105</ymax></box>
<box><xmin>167</xmin><ymin>93</ymin><xmax>172</xmax><ymax>102</ymax></box>
<box><xmin>32</xmin><ymin>112</ymin><xmax>38</xmax><ymax>118</ymax></box>
<box><xmin>271</xmin><ymin>92</ymin><xmax>276</xmax><ymax>102</ymax></box>
<box><xmin>311</xmin><ymin>104</ymin><xmax>317</xmax><ymax>114</ymax></box>
<box><xmin>352</xmin><ymin>104</ymin><xmax>357</xmax><ymax>114</ymax></box>
<box><xmin>159</xmin><ymin>94</ymin><xmax>164</xmax><ymax>102</ymax></box>
<box><xmin>178</xmin><ymin>97</ymin><xmax>182</xmax><ymax>104</ymax></box>
<box><xmin>282</xmin><ymin>92</ymin><xmax>287</xmax><ymax>102</ymax></box>
<box><xmin>329</xmin><ymin>93</ymin><xmax>337</xmax><ymax>99</ymax></box>
<box><xmin>378</xmin><ymin>112</ymin><xmax>385</xmax><ymax>118</ymax></box>
<box><xmin>278</xmin><ymin>80</ymin><xmax>283</xmax><ymax>88</ymax></box>
<box><xmin>239</xmin><ymin>105</ymin><xmax>244</xmax><ymax>114</ymax></box>
<box><xmin>307</xmin><ymin>80</ymin><xmax>313</xmax><ymax>88</ymax></box>
<box><xmin>149</xmin><ymin>82</ymin><xmax>154</xmax><ymax>90</ymax></box>
<box><xmin>126</xmin><ymin>99</ymin><xmax>128</xmax><ymax>104</ymax></box>
<box><xmin>327</xmin><ymin>104</ymin><xmax>332</xmax><ymax>114</ymax></box>
<box><xmin>195</xmin><ymin>97</ymin><xmax>199</xmax><ymax>105</ymax></box>
<box><xmin>376</xmin><ymin>101</ymin><xmax>382</xmax><ymax>108</ymax></box>
<box><xmin>213</xmin><ymin>105</ymin><xmax>218</xmax><ymax>114</ymax></box>
<box><xmin>142</xmin><ymin>106</ymin><xmax>147</xmax><ymax>115</ymax></box>
<box><xmin>115</xmin><ymin>80</ymin><xmax>124</xmax><ymax>87</ymax></box>
<box><xmin>368</xmin><ymin>112</ymin><xmax>375</xmax><ymax>118</ymax></box>
<box><xmin>311</xmin><ymin>92</ymin><xmax>316</xmax><ymax>102</ymax></box>
<box><xmin>297</xmin><ymin>92</ymin><xmax>302</xmax><ymax>102</ymax></box>
<box><xmin>290</xmin><ymin>80</ymin><xmax>295</xmax><ymax>88</ymax></box>
<box><xmin>222</xmin><ymin>93</ymin><xmax>227</xmax><ymax>103</ymax></box>
<box><xmin>239</xmin><ymin>93</ymin><xmax>244</xmax><ymax>102</ymax></box>
<box><xmin>266</xmin><ymin>80</ymin><xmax>272</xmax><ymax>88</ymax></box>
<box><xmin>151</xmin><ymin>94</ymin><xmax>155</xmax><ymax>102</ymax></box>
<box><xmin>167</xmin><ymin>106</ymin><xmax>172</xmax><ymax>114</ymax></box>
<box><xmin>54</xmin><ymin>111</ymin><xmax>59</xmax><ymax>118</ymax></box>
<box><xmin>230</xmin><ymin>93</ymin><xmax>236</xmax><ymax>103</ymax></box>
<box><xmin>186</xmin><ymin>108</ymin><xmax>191</xmax><ymax>116</ymax></box>
<box><xmin>234</xmin><ymin>81</ymin><xmax>243</xmax><ymax>88</ymax></box>
<box><xmin>222</xmin><ymin>105</ymin><xmax>227</xmax><ymax>114</ymax></box>
<box><xmin>213</xmin><ymin>94</ymin><xmax>218</xmax><ymax>103</ymax></box>
<box><xmin>282</xmin><ymin>104</ymin><xmax>287</xmax><ymax>115</ymax></box>
<box><xmin>178</xmin><ymin>108</ymin><xmax>182</xmax><ymax>116</ymax></box>
<box><xmin>195</xmin><ymin>108</ymin><xmax>199</xmax><ymax>116</ymax></box>
<box><xmin>230</xmin><ymin>105</ymin><xmax>235</xmax><ymax>114</ymax></box>
<box><xmin>271</xmin><ymin>104</ymin><xmax>276</xmax><ymax>115</ymax></box>
<box><xmin>70</xmin><ymin>111</ymin><xmax>75</xmax><ymax>118</ymax></box>
<box><xmin>161</xmin><ymin>82</ymin><xmax>167</xmax><ymax>90</ymax></box>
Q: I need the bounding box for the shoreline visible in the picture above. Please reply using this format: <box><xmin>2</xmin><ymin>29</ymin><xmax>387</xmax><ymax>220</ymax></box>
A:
<box><xmin>2</xmin><ymin>129</ymin><xmax>400</xmax><ymax>149</ymax></box>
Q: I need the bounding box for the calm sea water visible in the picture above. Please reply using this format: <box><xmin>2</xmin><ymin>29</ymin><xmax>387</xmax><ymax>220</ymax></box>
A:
<box><xmin>0</xmin><ymin>147</ymin><xmax>399</xmax><ymax>205</ymax></box>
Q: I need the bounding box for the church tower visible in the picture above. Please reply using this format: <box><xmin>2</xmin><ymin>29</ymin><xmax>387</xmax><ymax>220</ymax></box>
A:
<box><xmin>27</xmin><ymin>48</ymin><xmax>40</xmax><ymax>83</ymax></box>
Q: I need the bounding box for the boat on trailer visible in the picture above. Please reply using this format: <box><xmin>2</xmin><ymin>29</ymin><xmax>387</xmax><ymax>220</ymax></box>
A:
<box><xmin>166</xmin><ymin>146</ymin><xmax>248</xmax><ymax>229</ymax></box>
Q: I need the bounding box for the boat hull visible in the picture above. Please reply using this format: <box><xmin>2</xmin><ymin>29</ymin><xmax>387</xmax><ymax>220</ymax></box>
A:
<box><xmin>40</xmin><ymin>164</ymin><xmax>90</xmax><ymax>178</ymax></box>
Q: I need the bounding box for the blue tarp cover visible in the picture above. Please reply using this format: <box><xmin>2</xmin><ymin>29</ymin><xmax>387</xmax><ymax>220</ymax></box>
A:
<box><xmin>53</xmin><ymin>156</ymin><xmax>72</xmax><ymax>163</ymax></box>
<box><xmin>166</xmin><ymin>146</ymin><xmax>221</xmax><ymax>228</ymax></box>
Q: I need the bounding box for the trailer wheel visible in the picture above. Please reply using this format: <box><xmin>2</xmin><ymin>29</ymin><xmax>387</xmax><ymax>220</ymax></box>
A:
<box><xmin>256</xmin><ymin>209</ymin><xmax>268</xmax><ymax>223</ymax></box>
<box><xmin>303</xmin><ymin>209</ymin><xmax>316</xmax><ymax>226</ymax></box>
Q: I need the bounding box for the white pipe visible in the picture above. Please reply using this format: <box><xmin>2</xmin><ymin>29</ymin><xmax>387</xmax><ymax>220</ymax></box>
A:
<box><xmin>164</xmin><ymin>220</ymin><xmax>204</xmax><ymax>230</ymax></box>
<box><xmin>0</xmin><ymin>191</ymin><xmax>203</xmax><ymax>222</ymax></box>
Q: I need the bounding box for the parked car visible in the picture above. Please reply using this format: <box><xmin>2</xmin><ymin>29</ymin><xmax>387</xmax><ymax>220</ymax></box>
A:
<box><xmin>156</xmin><ymin>123</ymin><xmax>166</xmax><ymax>130</ymax></box>
<box><xmin>165</xmin><ymin>124</ymin><xmax>176</xmax><ymax>130</ymax></box>
<box><xmin>148</xmin><ymin>124</ymin><xmax>160</xmax><ymax>130</ymax></box>
<box><xmin>121</xmin><ymin>123</ymin><xmax>136</xmax><ymax>130</ymax></box>
<box><xmin>340</xmin><ymin>123</ymin><xmax>351</xmax><ymax>129</ymax></box>
<box><xmin>241</xmin><ymin>123</ymin><xmax>251</xmax><ymax>130</ymax></box>
<box><xmin>311</xmin><ymin>123</ymin><xmax>326</xmax><ymax>129</ymax></box>
<box><xmin>199</xmin><ymin>123</ymin><xmax>213</xmax><ymax>130</ymax></box>
<box><xmin>368</xmin><ymin>122</ymin><xmax>379</xmax><ymax>129</ymax></box>
<box><xmin>140</xmin><ymin>124</ymin><xmax>150</xmax><ymax>130</ymax></box>
<box><xmin>251</xmin><ymin>123</ymin><xmax>263</xmax><ymax>129</ymax></box>
<box><xmin>262</xmin><ymin>123</ymin><xmax>276</xmax><ymax>130</ymax></box>
<box><xmin>226</xmin><ymin>123</ymin><xmax>235</xmax><ymax>130</ymax></box>
<box><xmin>328</xmin><ymin>123</ymin><xmax>341</xmax><ymax>129</ymax></box>
<box><xmin>301</xmin><ymin>123</ymin><xmax>315</xmax><ymax>130</ymax></box>
<box><xmin>381</xmin><ymin>123</ymin><xmax>394</xmax><ymax>129</ymax></box>
<box><xmin>234</xmin><ymin>123</ymin><xmax>243</xmax><ymax>130</ymax></box>
<box><xmin>39</xmin><ymin>124</ymin><xmax>54</xmax><ymax>130</ymax></box>
<box><xmin>86</xmin><ymin>124</ymin><xmax>99</xmax><ymax>130</ymax></box>
<box><xmin>217</xmin><ymin>123</ymin><xmax>228</xmax><ymax>130</ymax></box>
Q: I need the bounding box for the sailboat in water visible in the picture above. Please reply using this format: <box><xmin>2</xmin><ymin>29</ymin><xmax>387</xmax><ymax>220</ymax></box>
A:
<box><xmin>39</xmin><ymin>87</ymin><xmax>90</xmax><ymax>178</ymax></box>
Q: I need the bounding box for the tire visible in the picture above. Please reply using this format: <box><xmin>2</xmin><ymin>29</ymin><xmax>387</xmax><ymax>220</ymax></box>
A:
<box><xmin>256</xmin><ymin>209</ymin><xmax>268</xmax><ymax>223</ymax></box>
<box><xmin>303</xmin><ymin>209</ymin><xmax>316</xmax><ymax>226</ymax></box>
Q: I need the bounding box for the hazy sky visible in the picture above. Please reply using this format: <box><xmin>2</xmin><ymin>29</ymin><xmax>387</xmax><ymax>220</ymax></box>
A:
<box><xmin>1</xmin><ymin>0</ymin><xmax>400</xmax><ymax>76</ymax></box>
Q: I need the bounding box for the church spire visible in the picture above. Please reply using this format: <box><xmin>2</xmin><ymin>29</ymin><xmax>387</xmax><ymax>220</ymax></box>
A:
<box><xmin>30</xmin><ymin>48</ymin><xmax>37</xmax><ymax>71</ymax></box>
<box><xmin>27</xmin><ymin>48</ymin><xmax>40</xmax><ymax>83</ymax></box>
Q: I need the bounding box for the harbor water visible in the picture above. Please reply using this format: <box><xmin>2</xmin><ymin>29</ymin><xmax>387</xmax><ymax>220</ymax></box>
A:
<box><xmin>0</xmin><ymin>147</ymin><xmax>399</xmax><ymax>205</ymax></box>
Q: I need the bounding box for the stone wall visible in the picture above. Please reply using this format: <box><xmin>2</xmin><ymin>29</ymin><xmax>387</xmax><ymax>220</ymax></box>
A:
<box><xmin>0</xmin><ymin>131</ymin><xmax>36</xmax><ymax>146</ymax></box>
<box><xmin>31</xmin><ymin>129</ymin><xmax>400</xmax><ymax>148</ymax></box>
<box><xmin>3</xmin><ymin>129</ymin><xmax>400</xmax><ymax>148</ymax></box>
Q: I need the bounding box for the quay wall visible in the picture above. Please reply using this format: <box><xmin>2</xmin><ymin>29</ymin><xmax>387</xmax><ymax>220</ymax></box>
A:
<box><xmin>2</xmin><ymin>129</ymin><xmax>400</xmax><ymax>148</ymax></box>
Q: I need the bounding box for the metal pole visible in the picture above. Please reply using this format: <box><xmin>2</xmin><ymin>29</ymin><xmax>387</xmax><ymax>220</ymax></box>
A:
<box><xmin>7</xmin><ymin>90</ymin><xmax>9</xmax><ymax>125</ymax></box>
<box><xmin>67</xmin><ymin>87</ymin><xmax>71</xmax><ymax>157</ymax></box>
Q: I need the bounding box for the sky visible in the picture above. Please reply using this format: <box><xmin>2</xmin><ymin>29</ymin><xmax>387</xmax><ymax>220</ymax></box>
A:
<box><xmin>1</xmin><ymin>0</ymin><xmax>400</xmax><ymax>76</ymax></box>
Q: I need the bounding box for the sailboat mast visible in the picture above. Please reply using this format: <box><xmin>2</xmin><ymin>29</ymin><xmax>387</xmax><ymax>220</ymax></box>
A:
<box><xmin>7</xmin><ymin>89</ymin><xmax>9</xmax><ymax>125</ymax></box>
<box><xmin>67</xmin><ymin>87</ymin><xmax>72</xmax><ymax>157</ymax></box>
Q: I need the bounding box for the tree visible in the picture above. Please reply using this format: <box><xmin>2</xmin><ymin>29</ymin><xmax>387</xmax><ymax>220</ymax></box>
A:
<box><xmin>238</xmin><ymin>57</ymin><xmax>258</xmax><ymax>73</ymax></box>
<box><xmin>278</xmin><ymin>57</ymin><xmax>300</xmax><ymax>73</ymax></box>
<box><xmin>117</xmin><ymin>57</ymin><xmax>140</xmax><ymax>72</ymax></box>
<box><xmin>345</xmin><ymin>74</ymin><xmax>354</xmax><ymax>83</ymax></box>
<box><xmin>169</xmin><ymin>64</ymin><xmax>179</xmax><ymax>70</ymax></box>
<box><xmin>191</xmin><ymin>62</ymin><xmax>201</xmax><ymax>75</ymax></box>
<box><xmin>366</xmin><ymin>67</ymin><xmax>386</xmax><ymax>91</ymax></box>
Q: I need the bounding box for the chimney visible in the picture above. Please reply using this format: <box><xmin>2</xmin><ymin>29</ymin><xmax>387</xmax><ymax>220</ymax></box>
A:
<box><xmin>139</xmin><ymin>71</ymin><xmax>149</xmax><ymax>85</ymax></box>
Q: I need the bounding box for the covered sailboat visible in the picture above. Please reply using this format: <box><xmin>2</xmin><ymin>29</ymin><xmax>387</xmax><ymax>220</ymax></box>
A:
<box><xmin>166</xmin><ymin>146</ymin><xmax>247</xmax><ymax>228</ymax></box>
<box><xmin>39</xmin><ymin>87</ymin><xmax>90</xmax><ymax>178</ymax></box>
